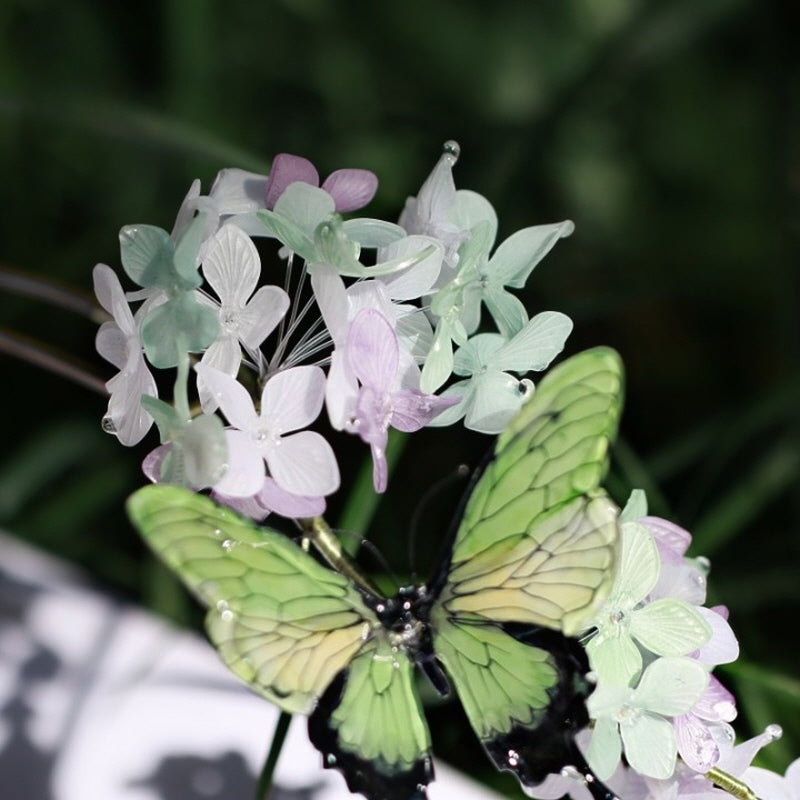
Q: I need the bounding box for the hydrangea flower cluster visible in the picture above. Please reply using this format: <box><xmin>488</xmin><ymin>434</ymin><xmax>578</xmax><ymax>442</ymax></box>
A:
<box><xmin>92</xmin><ymin>142</ymin><xmax>791</xmax><ymax>798</ymax></box>
<box><xmin>94</xmin><ymin>142</ymin><xmax>574</xmax><ymax>518</ymax></box>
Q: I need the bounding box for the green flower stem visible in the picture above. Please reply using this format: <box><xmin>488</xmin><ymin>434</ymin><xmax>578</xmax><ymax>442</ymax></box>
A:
<box><xmin>255</xmin><ymin>710</ymin><xmax>292</xmax><ymax>800</ymax></box>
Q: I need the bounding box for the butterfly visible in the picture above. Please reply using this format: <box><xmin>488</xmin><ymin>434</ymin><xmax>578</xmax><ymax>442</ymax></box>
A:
<box><xmin>127</xmin><ymin>346</ymin><xmax>624</xmax><ymax>800</ymax></box>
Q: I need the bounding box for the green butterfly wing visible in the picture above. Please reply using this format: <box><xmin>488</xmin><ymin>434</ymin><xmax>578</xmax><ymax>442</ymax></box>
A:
<box><xmin>127</xmin><ymin>485</ymin><xmax>434</xmax><ymax>798</ymax></box>
<box><xmin>430</xmin><ymin>346</ymin><xmax>624</xmax><ymax>797</ymax></box>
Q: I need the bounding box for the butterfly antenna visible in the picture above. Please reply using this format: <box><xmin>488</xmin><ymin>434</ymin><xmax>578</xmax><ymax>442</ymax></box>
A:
<box><xmin>407</xmin><ymin>463</ymin><xmax>471</xmax><ymax>584</ymax></box>
<box><xmin>359</xmin><ymin>539</ymin><xmax>403</xmax><ymax>593</ymax></box>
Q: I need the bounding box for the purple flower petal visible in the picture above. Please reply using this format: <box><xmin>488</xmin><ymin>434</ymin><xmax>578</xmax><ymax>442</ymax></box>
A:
<box><xmin>264</xmin><ymin>153</ymin><xmax>320</xmax><ymax>210</ymax></box>
<box><xmin>321</xmin><ymin>168</ymin><xmax>378</xmax><ymax>213</ymax></box>
<box><xmin>258</xmin><ymin>476</ymin><xmax>326</xmax><ymax>517</ymax></box>
<box><xmin>390</xmin><ymin>390</ymin><xmax>459</xmax><ymax>432</ymax></box>
<box><xmin>347</xmin><ymin>308</ymin><xmax>398</xmax><ymax>390</ymax></box>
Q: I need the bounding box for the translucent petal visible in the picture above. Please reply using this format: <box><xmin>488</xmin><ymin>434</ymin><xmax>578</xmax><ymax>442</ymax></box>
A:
<box><xmin>171</xmin><ymin>179</ymin><xmax>202</xmax><ymax>239</ymax></box>
<box><xmin>488</xmin><ymin>220</ymin><xmax>574</xmax><ymax>287</ymax></box>
<box><xmin>261</xmin><ymin>365</ymin><xmax>325</xmax><ymax>432</ymax></box>
<box><xmin>481</xmin><ymin>283</ymin><xmax>529</xmax><ymax>339</ymax></box>
<box><xmin>265</xmin><ymin>153</ymin><xmax>319</xmax><ymax>209</ymax></box>
<box><xmin>273</xmin><ymin>181</ymin><xmax>334</xmax><ymax>235</ymax></box>
<box><xmin>257</xmin><ymin>476</ymin><xmax>326</xmax><ymax>518</ymax></box>
<box><xmin>395</xmin><ymin>306</ymin><xmax>433</xmax><ymax>362</ymax></box>
<box><xmin>202</xmin><ymin>225</ymin><xmax>260</xmax><ymax>306</ymax></box>
<box><xmin>452</xmin><ymin>332</ymin><xmax>504</xmax><ymax>376</ymax></box>
<box><xmin>140</xmin><ymin>293</ymin><xmax>219</xmax><ymax>369</ymax></box>
<box><xmin>425</xmin><ymin>381</ymin><xmax>469</xmax><ymax>427</ymax></box>
<box><xmin>491</xmin><ymin>311</ymin><xmax>573</xmax><ymax>373</ymax></box>
<box><xmin>377</xmin><ymin>235</ymin><xmax>444</xmax><ymax>300</ymax></box>
<box><xmin>586</xmin><ymin>630</ymin><xmax>643</xmax><ymax>686</ymax></box>
<box><xmin>718</xmin><ymin>728</ymin><xmax>783</xmax><ymax>777</ymax></box>
<box><xmin>370</xmin><ymin>439</ymin><xmax>388</xmax><ymax>493</ymax></box>
<box><xmin>342</xmin><ymin>218</ymin><xmax>406</xmax><ymax>248</ymax></box>
<box><xmin>631</xmin><ymin>598</ymin><xmax>711</xmax><ymax>657</ymax></box>
<box><xmin>324</xmin><ymin>348</ymin><xmax>358</xmax><ymax>430</ymax></box>
<box><xmin>390</xmin><ymin>390</ymin><xmax>458</xmax><ymax>433</ymax></box>
<box><xmin>104</xmin><ymin>355</ymin><xmax>157</xmax><ymax>446</ymax></box>
<box><xmin>322</xmin><ymin>168</ymin><xmax>378</xmax><ymax>212</ymax></box>
<box><xmin>419</xmin><ymin>323</ymin><xmax>454</xmax><ymax>393</ymax></box>
<box><xmin>119</xmin><ymin>224</ymin><xmax>174</xmax><ymax>289</ymax></box>
<box><xmin>93</xmin><ymin>264</ymin><xmax>135</xmax><ymax>334</ymax></box>
<box><xmin>744</xmin><ymin>767</ymin><xmax>792</xmax><ymax>800</ymax></box>
<box><xmin>347</xmin><ymin>309</ymin><xmax>399</xmax><ymax>389</ymax></box>
<box><xmin>196</xmin><ymin>336</ymin><xmax>241</xmax><ymax>411</ymax></box>
<box><xmin>617</xmin><ymin>522</ymin><xmax>660</xmax><ymax>604</ymax></box>
<box><xmin>267</xmin><ymin>429</ymin><xmax>340</xmax><ymax>496</ymax></box>
<box><xmin>172</xmin><ymin>211</ymin><xmax>207</xmax><ymax>288</ymax></box>
<box><xmin>694</xmin><ymin>607</ymin><xmax>739</xmax><ymax>665</ymax></box>
<box><xmin>414</xmin><ymin>149</ymin><xmax>456</xmax><ymax>221</ymax></box>
<box><xmin>181</xmin><ymin>412</ymin><xmax>228</xmax><ymax>488</ymax></box>
<box><xmin>451</xmin><ymin>189</ymin><xmax>497</xmax><ymax>244</ymax></box>
<box><xmin>209</xmin><ymin>167</ymin><xmax>269</xmax><ymax>214</ymax></box>
<box><xmin>693</xmin><ymin>675</ymin><xmax>737</xmax><ymax>722</ymax></box>
<box><xmin>634</xmin><ymin>657</ymin><xmax>708</xmax><ymax>716</ymax></box>
<box><xmin>194</xmin><ymin>364</ymin><xmax>258</xmax><ymax>432</ymax></box>
<box><xmin>96</xmin><ymin>321</ymin><xmax>127</xmax><ymax>370</ymax></box>
<box><xmin>586</xmin><ymin>717</ymin><xmax>622</xmax><ymax>781</ymax></box>
<box><xmin>675</xmin><ymin>713</ymin><xmax>720</xmax><ymax>772</ymax></box>
<box><xmin>310</xmin><ymin>263</ymin><xmax>349</xmax><ymax>344</ymax></box>
<box><xmin>255</xmin><ymin>209</ymin><xmax>313</xmax><ymax>260</ymax></box>
<box><xmin>237</xmin><ymin>285</ymin><xmax>290</xmax><ymax>350</ymax></box>
<box><xmin>463</xmin><ymin>371</ymin><xmax>524</xmax><ymax>434</ymax></box>
<box><xmin>622</xmin><ymin>713</ymin><xmax>677</xmax><ymax>779</ymax></box>
<box><xmin>619</xmin><ymin>489</ymin><xmax>648</xmax><ymax>523</ymax></box>
<box><xmin>213</xmin><ymin>428</ymin><xmax>266</xmax><ymax>497</ymax></box>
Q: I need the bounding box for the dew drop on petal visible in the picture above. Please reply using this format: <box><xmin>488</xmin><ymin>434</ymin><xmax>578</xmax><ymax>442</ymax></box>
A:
<box><xmin>221</xmin><ymin>539</ymin><xmax>235</xmax><ymax>552</ymax></box>
<box><xmin>327</xmin><ymin>754</ymin><xmax>337</xmax><ymax>766</ymax></box>
<box><xmin>765</xmin><ymin>724</ymin><xmax>783</xmax><ymax>741</ymax></box>
<box><xmin>442</xmin><ymin>139</ymin><xmax>461</xmax><ymax>164</ymax></box>
<box><xmin>507</xmin><ymin>749</ymin><xmax>520</xmax><ymax>767</ymax></box>
<box><xmin>712</xmin><ymin>699</ymin><xmax>736</xmax><ymax>720</ymax></box>
<box><xmin>101</xmin><ymin>416</ymin><xmax>117</xmax><ymax>434</ymax></box>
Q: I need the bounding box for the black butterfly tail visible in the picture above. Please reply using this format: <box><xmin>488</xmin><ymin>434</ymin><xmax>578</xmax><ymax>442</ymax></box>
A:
<box><xmin>308</xmin><ymin>670</ymin><xmax>434</xmax><ymax>800</ymax></box>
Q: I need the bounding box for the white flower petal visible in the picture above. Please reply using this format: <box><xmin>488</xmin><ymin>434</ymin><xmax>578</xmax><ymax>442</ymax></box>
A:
<box><xmin>694</xmin><ymin>607</ymin><xmax>740</xmax><ymax>665</ymax></box>
<box><xmin>630</xmin><ymin>598</ymin><xmax>712</xmax><ymax>657</ymax></box>
<box><xmin>209</xmin><ymin>167</ymin><xmax>269</xmax><ymax>215</ymax></box>
<box><xmin>377</xmin><ymin>235</ymin><xmax>444</xmax><ymax>300</ymax></box>
<box><xmin>197</xmin><ymin>336</ymin><xmax>242</xmax><ymax>411</ymax></box>
<box><xmin>237</xmin><ymin>284</ymin><xmax>290</xmax><ymax>350</ymax></box>
<box><xmin>96</xmin><ymin>321</ymin><xmax>128</xmax><ymax>370</ymax></box>
<box><xmin>419</xmin><ymin>322</ymin><xmax>454</xmax><ymax>393</ymax></box>
<box><xmin>212</xmin><ymin>428</ymin><xmax>265</xmax><ymax>497</ymax></box>
<box><xmin>194</xmin><ymin>364</ymin><xmax>258</xmax><ymax>431</ymax></box>
<box><xmin>325</xmin><ymin>349</ymin><xmax>358</xmax><ymax>431</ymax></box>
<box><xmin>261</xmin><ymin>365</ymin><xmax>325</xmax><ymax>432</ymax></box>
<box><xmin>451</xmin><ymin>189</ymin><xmax>497</xmax><ymax>243</ymax></box>
<box><xmin>310</xmin><ymin>263</ymin><xmax>349</xmax><ymax>344</ymax></box>
<box><xmin>266</xmin><ymin>430</ymin><xmax>339</xmax><ymax>496</ymax></box>
<box><xmin>622</xmin><ymin>713</ymin><xmax>677</xmax><ymax>779</ymax></box>
<box><xmin>202</xmin><ymin>225</ymin><xmax>260</xmax><ymax>305</ymax></box>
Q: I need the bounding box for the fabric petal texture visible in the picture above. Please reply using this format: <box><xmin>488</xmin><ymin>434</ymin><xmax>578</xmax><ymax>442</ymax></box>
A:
<box><xmin>266</xmin><ymin>429</ymin><xmax>340</xmax><ymax>496</ymax></box>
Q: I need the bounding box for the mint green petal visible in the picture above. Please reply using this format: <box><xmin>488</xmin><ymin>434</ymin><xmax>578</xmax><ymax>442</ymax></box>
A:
<box><xmin>586</xmin><ymin>629</ymin><xmax>643</xmax><ymax>686</ymax></box>
<box><xmin>630</xmin><ymin>598</ymin><xmax>712</xmax><ymax>657</ymax></box>
<box><xmin>617</xmin><ymin>522</ymin><xmax>660</xmax><ymax>604</ymax></box>
<box><xmin>586</xmin><ymin>716</ymin><xmax>622</xmax><ymax>780</ymax></box>
<box><xmin>342</xmin><ymin>218</ymin><xmax>406</xmax><ymax>247</ymax></box>
<box><xmin>452</xmin><ymin>333</ymin><xmax>504</xmax><ymax>376</ymax></box>
<box><xmin>180</xmin><ymin>413</ymin><xmax>227</xmax><ymax>489</ymax></box>
<box><xmin>488</xmin><ymin>221</ymin><xmax>574</xmax><ymax>288</ymax></box>
<box><xmin>492</xmin><ymin>311</ymin><xmax>573</xmax><ymax>373</ymax></box>
<box><xmin>119</xmin><ymin>224</ymin><xmax>174</xmax><ymax>289</ymax></box>
<box><xmin>619</xmin><ymin>489</ymin><xmax>648</xmax><ymax>523</ymax></box>
<box><xmin>419</xmin><ymin>322</ymin><xmax>454</xmax><ymax>393</ymax></box>
<box><xmin>256</xmin><ymin>209</ymin><xmax>314</xmax><ymax>261</ymax></box>
<box><xmin>140</xmin><ymin>395</ymin><xmax>180</xmax><ymax>441</ymax></box>
<box><xmin>621</xmin><ymin>713</ymin><xmax>677</xmax><ymax>779</ymax></box>
<box><xmin>141</xmin><ymin>293</ymin><xmax>219</xmax><ymax>369</ymax></box>
<box><xmin>172</xmin><ymin>211</ymin><xmax>207</xmax><ymax>289</ymax></box>
<box><xmin>451</xmin><ymin>189</ymin><xmax>497</xmax><ymax>244</ymax></box>
<box><xmin>314</xmin><ymin>216</ymin><xmax>362</xmax><ymax>273</ymax></box>
<box><xmin>274</xmin><ymin>181</ymin><xmax>335</xmax><ymax>234</ymax></box>
<box><xmin>481</xmin><ymin>283</ymin><xmax>529</xmax><ymax>339</ymax></box>
<box><xmin>633</xmin><ymin>657</ymin><xmax>708</xmax><ymax>716</ymax></box>
<box><xmin>463</xmin><ymin>371</ymin><xmax>526</xmax><ymax>434</ymax></box>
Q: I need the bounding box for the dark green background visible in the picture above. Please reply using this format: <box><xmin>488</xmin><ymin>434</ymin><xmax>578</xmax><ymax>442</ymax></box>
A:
<box><xmin>1</xmin><ymin>0</ymin><xmax>798</xmax><ymax>788</ymax></box>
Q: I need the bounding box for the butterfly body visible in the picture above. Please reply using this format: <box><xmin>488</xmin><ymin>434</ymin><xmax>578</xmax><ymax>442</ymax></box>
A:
<box><xmin>127</xmin><ymin>347</ymin><xmax>624</xmax><ymax>800</ymax></box>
